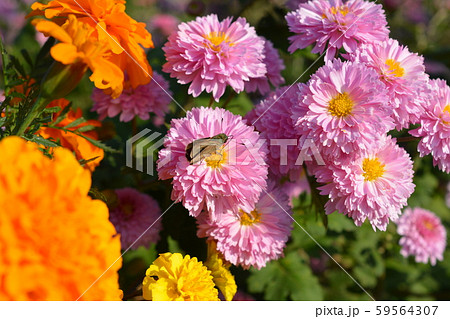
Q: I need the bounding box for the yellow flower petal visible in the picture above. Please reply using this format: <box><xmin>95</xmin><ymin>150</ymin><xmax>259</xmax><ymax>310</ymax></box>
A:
<box><xmin>205</xmin><ymin>241</ymin><xmax>237</xmax><ymax>301</ymax></box>
<box><xmin>142</xmin><ymin>253</ymin><xmax>219</xmax><ymax>301</ymax></box>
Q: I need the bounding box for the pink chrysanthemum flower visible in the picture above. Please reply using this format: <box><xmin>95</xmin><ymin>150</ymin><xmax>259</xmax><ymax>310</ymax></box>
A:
<box><xmin>197</xmin><ymin>182</ymin><xmax>293</xmax><ymax>269</ymax></box>
<box><xmin>294</xmin><ymin>59</ymin><xmax>393</xmax><ymax>163</ymax></box>
<box><xmin>92</xmin><ymin>72</ymin><xmax>171</xmax><ymax>123</ymax></box>
<box><xmin>245</xmin><ymin>38</ymin><xmax>285</xmax><ymax>95</ymax></box>
<box><xmin>315</xmin><ymin>135</ymin><xmax>415</xmax><ymax>231</ymax></box>
<box><xmin>397</xmin><ymin>207</ymin><xmax>446</xmax><ymax>266</ymax></box>
<box><xmin>162</xmin><ymin>14</ymin><xmax>266</xmax><ymax>102</ymax></box>
<box><xmin>410</xmin><ymin>79</ymin><xmax>450</xmax><ymax>173</ymax></box>
<box><xmin>109</xmin><ymin>188</ymin><xmax>162</xmax><ymax>250</ymax></box>
<box><xmin>245</xmin><ymin>86</ymin><xmax>300</xmax><ymax>178</ymax></box>
<box><xmin>157</xmin><ymin>107</ymin><xmax>268</xmax><ymax>221</ymax></box>
<box><xmin>350</xmin><ymin>39</ymin><xmax>430</xmax><ymax>129</ymax></box>
<box><xmin>286</xmin><ymin>0</ymin><xmax>389</xmax><ymax>60</ymax></box>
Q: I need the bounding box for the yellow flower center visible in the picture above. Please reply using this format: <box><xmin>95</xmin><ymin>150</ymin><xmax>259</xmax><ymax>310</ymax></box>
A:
<box><xmin>423</xmin><ymin>220</ymin><xmax>435</xmax><ymax>230</ymax></box>
<box><xmin>442</xmin><ymin>105</ymin><xmax>450</xmax><ymax>125</ymax></box>
<box><xmin>205</xmin><ymin>148</ymin><xmax>227</xmax><ymax>169</ymax></box>
<box><xmin>328</xmin><ymin>92</ymin><xmax>353</xmax><ymax>117</ymax></box>
<box><xmin>385</xmin><ymin>59</ymin><xmax>405</xmax><ymax>77</ymax></box>
<box><xmin>204</xmin><ymin>32</ymin><xmax>233</xmax><ymax>51</ymax></box>
<box><xmin>330</xmin><ymin>5</ymin><xmax>349</xmax><ymax>16</ymax></box>
<box><xmin>362</xmin><ymin>158</ymin><xmax>385</xmax><ymax>181</ymax></box>
<box><xmin>240</xmin><ymin>209</ymin><xmax>261</xmax><ymax>226</ymax></box>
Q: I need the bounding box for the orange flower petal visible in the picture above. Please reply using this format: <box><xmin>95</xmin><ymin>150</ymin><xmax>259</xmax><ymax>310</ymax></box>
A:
<box><xmin>50</xmin><ymin>43</ymin><xmax>80</xmax><ymax>65</ymax></box>
<box><xmin>34</xmin><ymin>19</ymin><xmax>72</xmax><ymax>43</ymax></box>
<box><xmin>89</xmin><ymin>59</ymin><xmax>124</xmax><ymax>98</ymax></box>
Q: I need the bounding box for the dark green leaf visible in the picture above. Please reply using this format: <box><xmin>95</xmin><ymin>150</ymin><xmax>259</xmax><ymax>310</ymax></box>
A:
<box><xmin>21</xmin><ymin>49</ymin><xmax>34</xmax><ymax>68</ymax></box>
<box><xmin>26</xmin><ymin>135</ymin><xmax>60</xmax><ymax>148</ymax></box>
<box><xmin>43</xmin><ymin>106</ymin><xmax>62</xmax><ymax>114</ymax></box>
<box><xmin>79</xmin><ymin>156</ymin><xmax>100</xmax><ymax>166</ymax></box>
<box><xmin>248</xmin><ymin>252</ymin><xmax>323</xmax><ymax>300</ymax></box>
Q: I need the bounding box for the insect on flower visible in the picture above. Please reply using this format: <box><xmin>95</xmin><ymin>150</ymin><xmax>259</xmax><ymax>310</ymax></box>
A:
<box><xmin>185</xmin><ymin>133</ymin><xmax>229</xmax><ymax>165</ymax></box>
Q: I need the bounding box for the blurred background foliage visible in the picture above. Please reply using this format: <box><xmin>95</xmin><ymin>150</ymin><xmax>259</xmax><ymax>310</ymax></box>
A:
<box><xmin>1</xmin><ymin>0</ymin><xmax>449</xmax><ymax>300</ymax></box>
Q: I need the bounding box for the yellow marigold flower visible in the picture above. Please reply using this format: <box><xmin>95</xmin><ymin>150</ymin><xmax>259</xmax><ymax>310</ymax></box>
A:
<box><xmin>205</xmin><ymin>241</ymin><xmax>237</xmax><ymax>301</ymax></box>
<box><xmin>0</xmin><ymin>136</ymin><xmax>122</xmax><ymax>300</ymax></box>
<box><xmin>142</xmin><ymin>253</ymin><xmax>219</xmax><ymax>301</ymax></box>
<box><xmin>29</xmin><ymin>0</ymin><xmax>153</xmax><ymax>90</ymax></box>
<box><xmin>33</xmin><ymin>15</ymin><xmax>124</xmax><ymax>98</ymax></box>
<box><xmin>38</xmin><ymin>98</ymin><xmax>104</xmax><ymax>172</ymax></box>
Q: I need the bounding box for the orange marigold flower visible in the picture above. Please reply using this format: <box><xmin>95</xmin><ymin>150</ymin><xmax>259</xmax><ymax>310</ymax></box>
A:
<box><xmin>38</xmin><ymin>98</ymin><xmax>104</xmax><ymax>171</ymax></box>
<box><xmin>29</xmin><ymin>0</ymin><xmax>154</xmax><ymax>90</ymax></box>
<box><xmin>0</xmin><ymin>136</ymin><xmax>122</xmax><ymax>300</ymax></box>
<box><xmin>33</xmin><ymin>15</ymin><xmax>124</xmax><ymax>97</ymax></box>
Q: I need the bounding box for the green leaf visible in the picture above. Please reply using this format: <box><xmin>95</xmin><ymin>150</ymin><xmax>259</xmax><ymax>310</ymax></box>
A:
<box><xmin>53</xmin><ymin>102</ymin><xmax>72</xmax><ymax>125</ymax></box>
<box><xmin>42</xmin><ymin>106</ymin><xmax>62</xmax><ymax>114</ymax></box>
<box><xmin>123</xmin><ymin>244</ymin><xmax>158</xmax><ymax>266</ymax></box>
<box><xmin>75</xmin><ymin>125</ymin><xmax>97</xmax><ymax>133</ymax></box>
<box><xmin>167</xmin><ymin>236</ymin><xmax>185</xmax><ymax>255</ymax></box>
<box><xmin>63</xmin><ymin>117</ymin><xmax>86</xmax><ymax>129</ymax></box>
<box><xmin>248</xmin><ymin>252</ymin><xmax>323</xmax><ymax>300</ymax></box>
<box><xmin>0</xmin><ymin>36</ymin><xmax>10</xmax><ymax>86</ymax></box>
<box><xmin>26</xmin><ymin>135</ymin><xmax>60</xmax><ymax>148</ymax></box>
<box><xmin>327</xmin><ymin>213</ymin><xmax>356</xmax><ymax>232</ymax></box>
<box><xmin>21</xmin><ymin>49</ymin><xmax>34</xmax><ymax>68</ymax></box>
<box><xmin>79</xmin><ymin>156</ymin><xmax>100</xmax><ymax>166</ymax></box>
<box><xmin>7</xmin><ymin>91</ymin><xmax>27</xmax><ymax>100</ymax></box>
<box><xmin>88</xmin><ymin>188</ymin><xmax>107</xmax><ymax>202</ymax></box>
<box><xmin>9</xmin><ymin>55</ymin><xmax>27</xmax><ymax>78</ymax></box>
<box><xmin>73</xmin><ymin>132</ymin><xmax>121</xmax><ymax>153</ymax></box>
<box><xmin>349</xmin><ymin>226</ymin><xmax>384</xmax><ymax>288</ymax></box>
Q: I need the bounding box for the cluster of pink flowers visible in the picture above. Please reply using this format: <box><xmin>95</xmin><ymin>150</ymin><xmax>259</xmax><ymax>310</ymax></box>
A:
<box><xmin>197</xmin><ymin>182</ymin><xmax>293</xmax><ymax>269</ymax></box>
<box><xmin>285</xmin><ymin>57</ymin><xmax>416</xmax><ymax>230</ymax></box>
<box><xmin>153</xmin><ymin>0</ymin><xmax>449</xmax><ymax>269</ymax></box>
<box><xmin>397</xmin><ymin>207</ymin><xmax>446</xmax><ymax>265</ymax></box>
<box><xmin>157</xmin><ymin>107</ymin><xmax>298</xmax><ymax>269</ymax></box>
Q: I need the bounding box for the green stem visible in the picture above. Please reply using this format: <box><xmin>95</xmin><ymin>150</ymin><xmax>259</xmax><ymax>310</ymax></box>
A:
<box><xmin>396</xmin><ymin>136</ymin><xmax>420</xmax><ymax>143</ymax></box>
<box><xmin>15</xmin><ymin>95</ymin><xmax>51</xmax><ymax>136</ymax></box>
<box><xmin>0</xmin><ymin>36</ymin><xmax>8</xmax><ymax>88</ymax></box>
<box><xmin>208</xmin><ymin>95</ymin><xmax>214</xmax><ymax>107</ymax></box>
<box><xmin>221</xmin><ymin>91</ymin><xmax>236</xmax><ymax>109</ymax></box>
